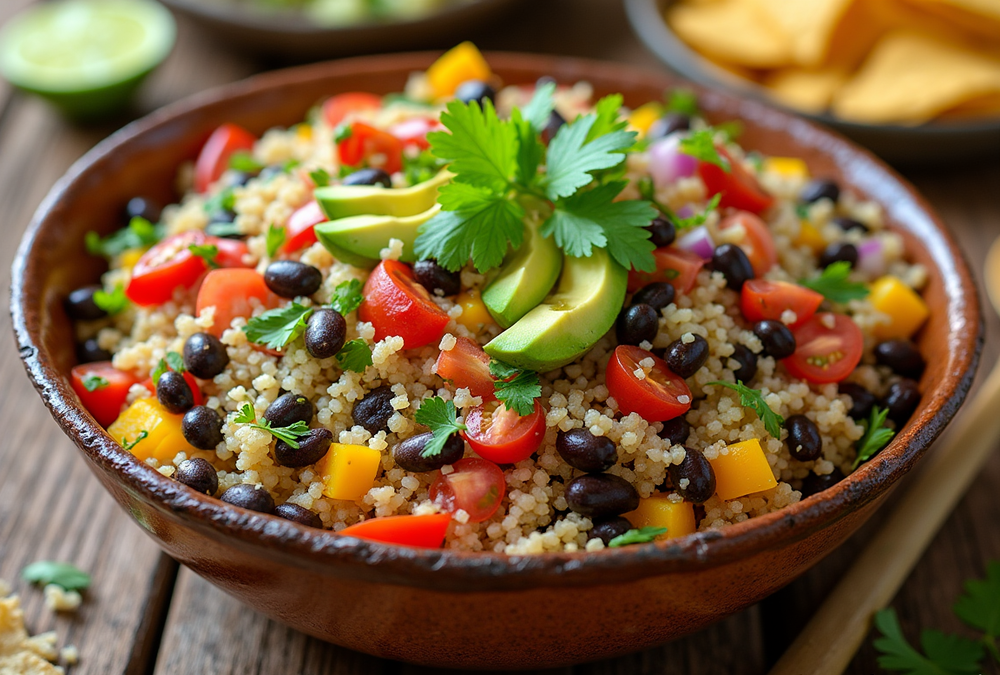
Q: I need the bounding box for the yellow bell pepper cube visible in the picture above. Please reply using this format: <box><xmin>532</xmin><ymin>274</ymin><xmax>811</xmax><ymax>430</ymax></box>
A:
<box><xmin>455</xmin><ymin>289</ymin><xmax>495</xmax><ymax>332</ymax></box>
<box><xmin>108</xmin><ymin>398</ymin><xmax>195</xmax><ymax>463</ymax></box>
<box><xmin>317</xmin><ymin>443</ymin><xmax>381</xmax><ymax>501</ymax></box>
<box><xmin>426</xmin><ymin>42</ymin><xmax>492</xmax><ymax>99</ymax></box>
<box><xmin>628</xmin><ymin>102</ymin><xmax>664</xmax><ymax>135</ymax></box>
<box><xmin>709</xmin><ymin>439</ymin><xmax>777</xmax><ymax>501</ymax></box>
<box><xmin>762</xmin><ymin>156</ymin><xmax>810</xmax><ymax>181</ymax></box>
<box><xmin>869</xmin><ymin>276</ymin><xmax>929</xmax><ymax>340</ymax></box>
<box><xmin>118</xmin><ymin>247</ymin><xmax>146</xmax><ymax>270</ymax></box>
<box><xmin>794</xmin><ymin>220</ymin><xmax>826</xmax><ymax>254</ymax></box>
<box><xmin>624</xmin><ymin>494</ymin><xmax>696</xmax><ymax>540</ymax></box>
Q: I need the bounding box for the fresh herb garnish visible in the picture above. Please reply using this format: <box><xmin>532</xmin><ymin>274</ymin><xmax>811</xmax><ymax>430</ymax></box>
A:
<box><xmin>636</xmin><ymin>175</ymin><xmax>672</xmax><ymax>216</ymax></box>
<box><xmin>521</xmin><ymin>80</ymin><xmax>556</xmax><ymax>133</ymax></box>
<box><xmin>800</xmin><ymin>260</ymin><xmax>870</xmax><ymax>303</ymax></box>
<box><xmin>954</xmin><ymin>561</ymin><xmax>1000</xmax><ymax>664</ymax></box>
<box><xmin>122</xmin><ymin>430</ymin><xmax>149</xmax><ymax>451</ymax></box>
<box><xmin>795</xmin><ymin>203</ymin><xmax>811</xmax><ymax>219</ymax></box>
<box><xmin>204</xmin><ymin>187</ymin><xmax>236</xmax><ymax>215</ymax></box>
<box><xmin>664</xmin><ymin>87</ymin><xmax>700</xmax><ymax>117</ymax></box>
<box><xmin>309</xmin><ymin>168</ymin><xmax>331</xmax><ymax>187</ymax></box>
<box><xmin>228</xmin><ymin>151</ymin><xmax>263</xmax><ymax>173</ymax></box>
<box><xmin>151</xmin><ymin>351</ymin><xmax>185</xmax><ymax>385</ymax></box>
<box><xmin>608</xmin><ymin>526</ymin><xmax>668</xmax><ymax>548</ymax></box>
<box><xmin>93</xmin><ymin>284</ymin><xmax>129</xmax><ymax>315</ymax></box>
<box><xmin>714</xmin><ymin>120</ymin><xmax>744</xmax><ymax>142</ymax></box>
<box><xmin>874</xmin><ymin>608</ymin><xmax>986</xmax><ymax>675</ymax></box>
<box><xmin>675</xmin><ymin>193</ymin><xmax>722</xmax><ymax>230</ymax></box>
<box><xmin>234</xmin><ymin>402</ymin><xmax>311</xmax><ymax>448</ymax></box>
<box><xmin>708</xmin><ymin>380</ymin><xmax>785</xmax><ymax>439</ymax></box>
<box><xmin>402</xmin><ymin>150</ymin><xmax>447</xmax><ymax>186</ymax></box>
<box><xmin>852</xmin><ymin>405</ymin><xmax>895</xmax><ymax>469</ymax></box>
<box><xmin>85</xmin><ymin>216</ymin><xmax>162</xmax><ymax>259</ymax></box>
<box><xmin>81</xmin><ymin>374</ymin><xmax>109</xmax><ymax>392</ymax></box>
<box><xmin>490</xmin><ymin>360</ymin><xmax>541</xmax><ymax>416</ymax></box>
<box><xmin>679</xmin><ymin>129</ymin><xmax>730</xmax><ymax>172</ymax></box>
<box><xmin>334</xmin><ymin>124</ymin><xmax>353</xmax><ymax>144</ymax></box>
<box><xmin>243</xmin><ymin>302</ymin><xmax>313</xmax><ymax>350</ymax></box>
<box><xmin>328</xmin><ymin>279</ymin><xmax>363</xmax><ymax>315</ymax></box>
<box><xmin>336</xmin><ymin>339</ymin><xmax>373</xmax><ymax>373</ymax></box>
<box><xmin>21</xmin><ymin>561</ymin><xmax>91</xmax><ymax>592</ymax></box>
<box><xmin>266</xmin><ymin>223</ymin><xmax>285</xmax><ymax>258</ymax></box>
<box><xmin>413</xmin><ymin>396</ymin><xmax>466</xmax><ymax>458</ymax></box>
<box><xmin>188</xmin><ymin>243</ymin><xmax>220</xmax><ymax>268</ymax></box>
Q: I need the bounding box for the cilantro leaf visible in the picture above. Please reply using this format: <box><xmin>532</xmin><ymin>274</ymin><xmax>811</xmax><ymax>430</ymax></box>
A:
<box><xmin>82</xmin><ymin>374</ymin><xmax>108</xmax><ymax>392</ymax></box>
<box><xmin>675</xmin><ymin>193</ymin><xmax>721</xmax><ymax>230</ymax></box>
<box><xmin>413</xmin><ymin>396</ymin><xmax>466</xmax><ymax>459</ymax></box>
<box><xmin>488</xmin><ymin>360</ymin><xmax>520</xmax><ymax>381</ymax></box>
<box><xmin>544</xmin><ymin>113</ymin><xmax>636</xmax><ymax>200</ymax></box>
<box><xmin>853</xmin><ymin>405</ymin><xmax>895</xmax><ymax>469</ymax></box>
<box><xmin>636</xmin><ymin>175</ymin><xmax>672</xmax><ymax>216</ymax></box>
<box><xmin>85</xmin><ymin>216</ymin><xmax>162</xmax><ymax>259</ymax></box>
<box><xmin>165</xmin><ymin>351</ymin><xmax>185</xmax><ymax>373</ymax></box>
<box><xmin>490</xmin><ymin>360</ymin><xmax>541</xmax><ymax>416</ymax></box>
<box><xmin>243</xmin><ymin>302</ymin><xmax>313</xmax><ymax>349</ymax></box>
<box><xmin>266</xmin><ymin>224</ymin><xmax>285</xmax><ymax>258</ymax></box>
<box><xmin>336</xmin><ymin>339</ymin><xmax>373</xmax><ymax>373</ymax></box>
<box><xmin>715</xmin><ymin>120</ymin><xmax>744</xmax><ymax>142</ymax></box>
<box><xmin>679</xmin><ymin>130</ymin><xmax>730</xmax><ymax>171</ymax></box>
<box><xmin>22</xmin><ymin>561</ymin><xmax>91</xmax><ymax>592</ymax></box>
<box><xmin>873</xmin><ymin>608</ymin><xmax>984</xmax><ymax>675</ymax></box>
<box><xmin>309</xmin><ymin>168</ymin><xmax>331</xmax><ymax>187</ymax></box>
<box><xmin>329</xmin><ymin>279</ymin><xmax>363</xmax><ymax>315</ymax></box>
<box><xmin>800</xmin><ymin>261</ymin><xmax>870</xmax><ymax>304</ymax></box>
<box><xmin>334</xmin><ymin>124</ymin><xmax>353</xmax><ymax>144</ymax></box>
<box><xmin>708</xmin><ymin>380</ymin><xmax>785</xmax><ymax>439</ymax></box>
<box><xmin>93</xmin><ymin>284</ymin><xmax>129</xmax><ymax>315</ymax></box>
<box><xmin>511</xmin><ymin>108</ymin><xmax>544</xmax><ymax>186</ymax></box>
<box><xmin>402</xmin><ymin>150</ymin><xmax>446</xmax><ymax>186</ymax></box>
<box><xmin>204</xmin><ymin>187</ymin><xmax>236</xmax><ymax>215</ymax></box>
<box><xmin>151</xmin><ymin>359</ymin><xmax>168</xmax><ymax>385</ymax></box>
<box><xmin>188</xmin><ymin>243</ymin><xmax>220</xmax><ymax>269</ymax></box>
<box><xmin>586</xmin><ymin>94</ymin><xmax>628</xmax><ymax>143</ymax></box>
<box><xmin>664</xmin><ymin>87</ymin><xmax>700</xmax><ymax>116</ymax></box>
<box><xmin>521</xmin><ymin>81</ymin><xmax>556</xmax><ymax>133</ymax></box>
<box><xmin>233</xmin><ymin>403</ymin><xmax>311</xmax><ymax>448</ymax></box>
<box><xmin>428</xmin><ymin>99</ymin><xmax>516</xmax><ymax>192</ymax></box>
<box><xmin>229</xmin><ymin>151</ymin><xmax>263</xmax><ymax>173</ymax></box>
<box><xmin>234</xmin><ymin>403</ymin><xmax>256</xmax><ymax>424</ymax></box>
<box><xmin>122</xmin><ymin>430</ymin><xmax>149</xmax><ymax>452</ymax></box>
<box><xmin>954</xmin><ymin>561</ymin><xmax>1000</xmax><ymax>640</ymax></box>
<box><xmin>609</xmin><ymin>526</ymin><xmax>668</xmax><ymax>548</ymax></box>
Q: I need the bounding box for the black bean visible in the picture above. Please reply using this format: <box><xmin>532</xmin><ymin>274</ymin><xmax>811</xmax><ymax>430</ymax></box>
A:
<box><xmin>455</xmin><ymin>79</ymin><xmax>496</xmax><ymax>105</ymax></box>
<box><xmin>274</xmin><ymin>428</ymin><xmax>332</xmax><ymax>468</ymax></box>
<box><xmin>183</xmin><ymin>332</ymin><xmax>229</xmax><ymax>379</ymax></box>
<box><xmin>125</xmin><ymin>196</ymin><xmax>161</xmax><ymax>224</ymax></box>
<box><xmin>616</xmin><ymin>304</ymin><xmax>659</xmax><ymax>346</ymax></box>
<box><xmin>730</xmin><ymin>344</ymin><xmax>758</xmax><ymax>383</ymax></box>
<box><xmin>799</xmin><ymin>179</ymin><xmax>840</xmax><ymax>204</ymax></box>
<box><xmin>874</xmin><ymin>340</ymin><xmax>925</xmax><ymax>378</ymax></box>
<box><xmin>883</xmin><ymin>379</ymin><xmax>920</xmax><ymax>426</ymax></box>
<box><xmin>542</xmin><ymin>110</ymin><xmax>566</xmax><ymax>144</ymax></box>
<box><xmin>182</xmin><ymin>406</ymin><xmax>224</xmax><ymax>450</ymax></box>
<box><xmin>832</xmin><ymin>216</ymin><xmax>869</xmax><ymax>233</ymax></box>
<box><xmin>304</xmin><ymin>308</ymin><xmax>347</xmax><ymax>359</ymax></box>
<box><xmin>157</xmin><ymin>371</ymin><xmax>194</xmax><ymax>414</ymax></box>
<box><xmin>65</xmin><ymin>285</ymin><xmax>108</xmax><ymax>321</ymax></box>
<box><xmin>174</xmin><ymin>458</ymin><xmax>218</xmax><ymax>496</ymax></box>
<box><xmin>820</xmin><ymin>242</ymin><xmax>858</xmax><ymax>269</ymax></box>
<box><xmin>632</xmin><ymin>282</ymin><xmax>675</xmax><ymax>311</ymax></box>
<box><xmin>668</xmin><ymin>447</ymin><xmax>716</xmax><ymax>504</ymax></box>
<box><xmin>646</xmin><ymin>215</ymin><xmax>677</xmax><ymax>248</ymax></box>
<box><xmin>413</xmin><ymin>259</ymin><xmax>461</xmax><ymax>296</ymax></box>
<box><xmin>393</xmin><ymin>432</ymin><xmax>465</xmax><ymax>473</ymax></box>
<box><xmin>712</xmin><ymin>244</ymin><xmax>755</xmax><ymax>290</ymax></box>
<box><xmin>565</xmin><ymin>474</ymin><xmax>640</xmax><ymax>519</ymax></box>
<box><xmin>220</xmin><ymin>484</ymin><xmax>275</xmax><ymax>513</ymax></box>
<box><xmin>659</xmin><ymin>417</ymin><xmax>691</xmax><ymax>446</ymax></box>
<box><xmin>754</xmin><ymin>320</ymin><xmax>796</xmax><ymax>359</ymax></box>
<box><xmin>263</xmin><ymin>392</ymin><xmax>314</xmax><ymax>428</ymax></box>
<box><xmin>839</xmin><ymin>382</ymin><xmax>876</xmax><ymax>420</ymax></box>
<box><xmin>647</xmin><ymin>112</ymin><xmax>691</xmax><ymax>140</ymax></box>
<box><xmin>352</xmin><ymin>385</ymin><xmax>395</xmax><ymax>433</ymax></box>
<box><xmin>342</xmin><ymin>167</ymin><xmax>392</xmax><ymax>188</ymax></box>
<box><xmin>785</xmin><ymin>414</ymin><xmax>822</xmax><ymax>461</ymax></box>
<box><xmin>207</xmin><ymin>207</ymin><xmax>236</xmax><ymax>226</ymax></box>
<box><xmin>227</xmin><ymin>171</ymin><xmax>254</xmax><ymax>187</ymax></box>
<box><xmin>556</xmin><ymin>428</ymin><xmax>618</xmax><ymax>473</ymax></box>
<box><xmin>274</xmin><ymin>503</ymin><xmax>323</xmax><ymax>528</ymax></box>
<box><xmin>264</xmin><ymin>260</ymin><xmax>323</xmax><ymax>298</ymax></box>
<box><xmin>665</xmin><ymin>335</ymin><xmax>709</xmax><ymax>378</ymax></box>
<box><xmin>588</xmin><ymin>516</ymin><xmax>633</xmax><ymax>545</ymax></box>
<box><xmin>801</xmin><ymin>468</ymin><xmax>845</xmax><ymax>497</ymax></box>
<box><xmin>77</xmin><ymin>338</ymin><xmax>112</xmax><ymax>364</ymax></box>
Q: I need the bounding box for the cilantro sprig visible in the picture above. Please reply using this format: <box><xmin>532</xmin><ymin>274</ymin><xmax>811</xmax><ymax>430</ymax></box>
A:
<box><xmin>490</xmin><ymin>360</ymin><xmax>541</xmax><ymax>416</ymax></box>
<box><xmin>708</xmin><ymin>380</ymin><xmax>785</xmax><ymax>439</ymax></box>
<box><xmin>609</xmin><ymin>526</ymin><xmax>668</xmax><ymax>548</ymax></box>
<box><xmin>188</xmin><ymin>243</ymin><xmax>220</xmax><ymax>268</ymax></box>
<box><xmin>266</xmin><ymin>224</ymin><xmax>285</xmax><ymax>258</ymax></box>
<box><xmin>852</xmin><ymin>405</ymin><xmax>895</xmax><ymax>469</ymax></box>
<box><xmin>234</xmin><ymin>403</ymin><xmax>311</xmax><ymax>448</ymax></box>
<box><xmin>664</xmin><ymin>87</ymin><xmax>700</xmax><ymax>117</ymax></box>
<box><xmin>675</xmin><ymin>193</ymin><xmax>721</xmax><ymax>230</ymax></box>
<box><xmin>22</xmin><ymin>561</ymin><xmax>91</xmax><ymax>592</ymax></box>
<box><xmin>874</xmin><ymin>608</ymin><xmax>984</xmax><ymax>675</ymax></box>
<box><xmin>328</xmin><ymin>278</ymin><xmax>364</xmax><ymax>315</ymax></box>
<box><xmin>122</xmin><ymin>430</ymin><xmax>149</xmax><ymax>452</ymax></box>
<box><xmin>229</xmin><ymin>151</ymin><xmax>263</xmax><ymax>174</ymax></box>
<box><xmin>413</xmin><ymin>396</ymin><xmax>466</xmax><ymax>458</ymax></box>
<box><xmin>151</xmin><ymin>351</ymin><xmax>186</xmax><ymax>385</ymax></box>
<box><xmin>679</xmin><ymin>129</ymin><xmax>730</xmax><ymax>172</ymax></box>
<box><xmin>336</xmin><ymin>339</ymin><xmax>373</xmax><ymax>373</ymax></box>
<box><xmin>93</xmin><ymin>284</ymin><xmax>129</xmax><ymax>315</ymax></box>
<box><xmin>81</xmin><ymin>374</ymin><xmax>109</xmax><ymax>392</ymax></box>
<box><xmin>86</xmin><ymin>216</ymin><xmax>162</xmax><ymax>259</ymax></box>
<box><xmin>800</xmin><ymin>260</ymin><xmax>870</xmax><ymax>304</ymax></box>
<box><xmin>954</xmin><ymin>561</ymin><xmax>1000</xmax><ymax>664</ymax></box>
<box><xmin>309</xmin><ymin>168</ymin><xmax>331</xmax><ymax>187</ymax></box>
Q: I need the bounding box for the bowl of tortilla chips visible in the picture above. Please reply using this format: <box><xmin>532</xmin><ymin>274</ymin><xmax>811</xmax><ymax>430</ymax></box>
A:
<box><xmin>625</xmin><ymin>0</ymin><xmax>1000</xmax><ymax>163</ymax></box>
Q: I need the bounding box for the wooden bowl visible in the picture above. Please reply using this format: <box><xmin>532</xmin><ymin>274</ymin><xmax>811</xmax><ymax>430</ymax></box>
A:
<box><xmin>10</xmin><ymin>52</ymin><xmax>982</xmax><ymax>669</ymax></box>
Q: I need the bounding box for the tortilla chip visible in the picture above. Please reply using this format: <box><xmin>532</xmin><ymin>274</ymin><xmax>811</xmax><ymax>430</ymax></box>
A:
<box><xmin>764</xmin><ymin>67</ymin><xmax>850</xmax><ymax>112</ymax></box>
<box><xmin>904</xmin><ymin>0</ymin><xmax>1000</xmax><ymax>39</ymax></box>
<box><xmin>748</xmin><ymin>0</ymin><xmax>864</xmax><ymax>67</ymax></box>
<box><xmin>668</xmin><ymin>0</ymin><xmax>794</xmax><ymax>69</ymax></box>
<box><xmin>938</xmin><ymin>92</ymin><xmax>1000</xmax><ymax>119</ymax></box>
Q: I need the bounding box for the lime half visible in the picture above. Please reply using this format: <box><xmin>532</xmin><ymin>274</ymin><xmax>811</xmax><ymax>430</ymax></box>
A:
<box><xmin>0</xmin><ymin>0</ymin><xmax>176</xmax><ymax>120</ymax></box>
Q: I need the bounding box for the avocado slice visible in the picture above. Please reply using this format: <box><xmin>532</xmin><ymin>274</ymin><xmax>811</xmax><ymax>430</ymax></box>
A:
<box><xmin>484</xmin><ymin>249</ymin><xmax>627</xmax><ymax>372</ymax></box>
<box><xmin>482</xmin><ymin>218</ymin><xmax>562</xmax><ymax>329</ymax></box>
<box><xmin>315</xmin><ymin>170</ymin><xmax>451</xmax><ymax>221</ymax></box>
<box><xmin>314</xmin><ymin>204</ymin><xmax>442</xmax><ymax>268</ymax></box>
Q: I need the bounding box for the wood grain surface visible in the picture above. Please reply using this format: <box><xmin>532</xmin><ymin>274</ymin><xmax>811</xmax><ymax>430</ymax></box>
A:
<box><xmin>0</xmin><ymin>2</ymin><xmax>997</xmax><ymax>674</ymax></box>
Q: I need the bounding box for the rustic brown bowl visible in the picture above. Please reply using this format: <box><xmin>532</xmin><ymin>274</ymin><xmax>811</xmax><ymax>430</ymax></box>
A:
<box><xmin>10</xmin><ymin>52</ymin><xmax>982</xmax><ymax>669</ymax></box>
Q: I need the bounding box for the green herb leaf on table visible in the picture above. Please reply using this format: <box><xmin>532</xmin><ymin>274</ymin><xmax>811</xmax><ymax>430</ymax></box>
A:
<box><xmin>800</xmin><ymin>260</ymin><xmax>870</xmax><ymax>304</ymax></box>
<box><xmin>122</xmin><ymin>430</ymin><xmax>149</xmax><ymax>451</ymax></box>
<box><xmin>608</xmin><ymin>526</ymin><xmax>668</xmax><ymax>548</ymax></box>
<box><xmin>664</xmin><ymin>87</ymin><xmax>700</xmax><ymax>117</ymax></box>
<box><xmin>93</xmin><ymin>284</ymin><xmax>129</xmax><ymax>315</ymax></box>
<box><xmin>266</xmin><ymin>224</ymin><xmax>286</xmax><ymax>258</ymax></box>
<box><xmin>953</xmin><ymin>561</ymin><xmax>1000</xmax><ymax>663</ymax></box>
<box><xmin>413</xmin><ymin>396</ymin><xmax>466</xmax><ymax>458</ymax></box>
<box><xmin>675</xmin><ymin>193</ymin><xmax>722</xmax><ymax>231</ymax></box>
<box><xmin>336</xmin><ymin>339</ymin><xmax>373</xmax><ymax>373</ymax></box>
<box><xmin>22</xmin><ymin>561</ymin><xmax>92</xmax><ymax>592</ymax></box>
<box><xmin>188</xmin><ymin>243</ymin><xmax>220</xmax><ymax>269</ymax></box>
<box><xmin>234</xmin><ymin>402</ymin><xmax>310</xmax><ymax>448</ymax></box>
<box><xmin>544</xmin><ymin>112</ymin><xmax>635</xmax><ymax>200</ymax></box>
<box><xmin>328</xmin><ymin>279</ymin><xmax>364</xmax><ymax>315</ymax></box>
<box><xmin>708</xmin><ymin>380</ymin><xmax>785</xmax><ymax>439</ymax></box>
<box><xmin>873</xmin><ymin>608</ymin><xmax>985</xmax><ymax>675</ymax></box>
<box><xmin>81</xmin><ymin>374</ymin><xmax>108</xmax><ymax>392</ymax></box>
<box><xmin>228</xmin><ymin>151</ymin><xmax>263</xmax><ymax>174</ymax></box>
<box><xmin>521</xmin><ymin>80</ymin><xmax>556</xmax><ymax>134</ymax></box>
<box><xmin>853</xmin><ymin>405</ymin><xmax>895</xmax><ymax>469</ymax></box>
<box><xmin>309</xmin><ymin>167</ymin><xmax>331</xmax><ymax>187</ymax></box>
<box><xmin>679</xmin><ymin>129</ymin><xmax>730</xmax><ymax>172</ymax></box>
<box><xmin>243</xmin><ymin>302</ymin><xmax>313</xmax><ymax>350</ymax></box>
<box><xmin>490</xmin><ymin>360</ymin><xmax>541</xmax><ymax>416</ymax></box>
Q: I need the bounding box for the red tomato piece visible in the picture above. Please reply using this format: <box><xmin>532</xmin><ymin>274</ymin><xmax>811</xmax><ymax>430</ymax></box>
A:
<box><xmin>627</xmin><ymin>246</ymin><xmax>705</xmax><ymax>294</ymax></box>
<box><xmin>141</xmin><ymin>372</ymin><xmax>205</xmax><ymax>407</ymax></box>
<box><xmin>282</xmin><ymin>200</ymin><xmax>324</xmax><ymax>254</ymax></box>
<box><xmin>322</xmin><ymin>92</ymin><xmax>382</xmax><ymax>128</ymax></box>
<box><xmin>71</xmin><ymin>362</ymin><xmax>139</xmax><ymax>427</ymax></box>
<box><xmin>434</xmin><ymin>336</ymin><xmax>495</xmax><ymax>401</ymax></box>
<box><xmin>337</xmin><ymin>513</ymin><xmax>451</xmax><ymax>548</ymax></box>
<box><xmin>698</xmin><ymin>148</ymin><xmax>775</xmax><ymax>215</ymax></box>
<box><xmin>430</xmin><ymin>458</ymin><xmax>506</xmax><ymax>523</ymax></box>
<box><xmin>127</xmin><ymin>232</ymin><xmax>210</xmax><ymax>306</ymax></box>
<box><xmin>606</xmin><ymin>345</ymin><xmax>693</xmax><ymax>422</ymax></box>
<box><xmin>784</xmin><ymin>313</ymin><xmax>864</xmax><ymax>384</ymax></box>
<box><xmin>718</xmin><ymin>211</ymin><xmax>778</xmax><ymax>276</ymax></box>
<box><xmin>194</xmin><ymin>123</ymin><xmax>257</xmax><ymax>194</ymax></box>
<box><xmin>741</xmin><ymin>280</ymin><xmax>824</xmax><ymax>327</ymax></box>
<box><xmin>196</xmin><ymin>268</ymin><xmax>278</xmax><ymax>338</ymax></box>
<box><xmin>388</xmin><ymin>117</ymin><xmax>440</xmax><ymax>149</ymax></box>
<box><xmin>338</xmin><ymin>122</ymin><xmax>403</xmax><ymax>175</ymax></box>
<box><xmin>358</xmin><ymin>260</ymin><xmax>450</xmax><ymax>349</ymax></box>
<box><xmin>462</xmin><ymin>401</ymin><xmax>546</xmax><ymax>464</ymax></box>
<box><xmin>211</xmin><ymin>237</ymin><xmax>252</xmax><ymax>268</ymax></box>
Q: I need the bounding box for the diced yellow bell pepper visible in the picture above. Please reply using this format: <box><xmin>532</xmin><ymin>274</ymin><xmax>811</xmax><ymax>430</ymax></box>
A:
<box><xmin>295</xmin><ymin>123</ymin><xmax>313</xmax><ymax>141</ymax></box>
<box><xmin>426</xmin><ymin>42</ymin><xmax>492</xmax><ymax>99</ymax></box>
<box><xmin>762</xmin><ymin>156</ymin><xmax>810</xmax><ymax>181</ymax></box>
<box><xmin>119</xmin><ymin>247</ymin><xmax>146</xmax><ymax>270</ymax></box>
<box><xmin>623</xmin><ymin>494</ymin><xmax>696</xmax><ymax>540</ymax></box>
<box><xmin>316</xmin><ymin>443</ymin><xmax>381</xmax><ymax>501</ymax></box>
<box><xmin>628</xmin><ymin>102</ymin><xmax>664</xmax><ymax>135</ymax></box>
<box><xmin>455</xmin><ymin>289</ymin><xmax>494</xmax><ymax>332</ymax></box>
<box><xmin>869</xmin><ymin>276</ymin><xmax>929</xmax><ymax>340</ymax></box>
<box><xmin>794</xmin><ymin>220</ymin><xmax>826</xmax><ymax>254</ymax></box>
<box><xmin>108</xmin><ymin>398</ymin><xmax>195</xmax><ymax>463</ymax></box>
<box><xmin>709</xmin><ymin>439</ymin><xmax>777</xmax><ymax>501</ymax></box>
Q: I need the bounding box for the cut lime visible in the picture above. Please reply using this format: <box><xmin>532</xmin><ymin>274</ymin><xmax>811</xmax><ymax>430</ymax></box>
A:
<box><xmin>0</xmin><ymin>0</ymin><xmax>176</xmax><ymax>120</ymax></box>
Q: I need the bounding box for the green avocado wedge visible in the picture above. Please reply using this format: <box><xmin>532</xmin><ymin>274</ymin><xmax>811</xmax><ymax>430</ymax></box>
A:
<box><xmin>482</xmin><ymin>217</ymin><xmax>562</xmax><ymax>329</ymax></box>
<box><xmin>314</xmin><ymin>204</ymin><xmax>441</xmax><ymax>268</ymax></box>
<box><xmin>484</xmin><ymin>249</ymin><xmax>627</xmax><ymax>372</ymax></box>
<box><xmin>315</xmin><ymin>170</ymin><xmax>451</xmax><ymax>221</ymax></box>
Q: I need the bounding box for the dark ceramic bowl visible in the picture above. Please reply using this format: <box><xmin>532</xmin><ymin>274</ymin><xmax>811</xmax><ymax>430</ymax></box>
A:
<box><xmin>623</xmin><ymin>0</ymin><xmax>1000</xmax><ymax>165</ymax></box>
<box><xmin>11</xmin><ymin>52</ymin><xmax>982</xmax><ymax>669</ymax></box>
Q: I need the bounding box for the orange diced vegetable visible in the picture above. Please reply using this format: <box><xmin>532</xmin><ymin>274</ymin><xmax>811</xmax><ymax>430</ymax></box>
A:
<box><xmin>455</xmin><ymin>289</ymin><xmax>495</xmax><ymax>332</ymax></box>
<box><xmin>338</xmin><ymin>513</ymin><xmax>451</xmax><ymax>547</ymax></box>
<box><xmin>869</xmin><ymin>275</ymin><xmax>929</xmax><ymax>340</ymax></box>
<box><xmin>629</xmin><ymin>102</ymin><xmax>663</xmax><ymax>135</ymax></box>
<box><xmin>316</xmin><ymin>443</ymin><xmax>381</xmax><ymax>501</ymax></box>
<box><xmin>709</xmin><ymin>439</ymin><xmax>777</xmax><ymax>500</ymax></box>
<box><xmin>794</xmin><ymin>220</ymin><xmax>826</xmax><ymax>253</ymax></box>
<box><xmin>624</xmin><ymin>494</ymin><xmax>696</xmax><ymax>540</ymax></box>
<box><xmin>108</xmin><ymin>398</ymin><xmax>195</xmax><ymax>463</ymax></box>
<box><xmin>426</xmin><ymin>42</ymin><xmax>491</xmax><ymax>99</ymax></box>
<box><xmin>763</xmin><ymin>156</ymin><xmax>810</xmax><ymax>180</ymax></box>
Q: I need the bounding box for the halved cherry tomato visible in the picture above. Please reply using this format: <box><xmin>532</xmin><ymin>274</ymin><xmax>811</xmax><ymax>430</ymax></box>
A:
<box><xmin>127</xmin><ymin>232</ymin><xmax>209</xmax><ymax>306</ymax></box>
<box><xmin>358</xmin><ymin>260</ymin><xmax>450</xmax><ymax>349</ymax></box>
<box><xmin>627</xmin><ymin>246</ymin><xmax>705</xmax><ymax>293</ymax></box>
<box><xmin>717</xmin><ymin>211</ymin><xmax>778</xmax><ymax>275</ymax></box>
<box><xmin>282</xmin><ymin>200</ymin><xmax>324</xmax><ymax>254</ymax></box>
<box><xmin>606</xmin><ymin>345</ymin><xmax>693</xmax><ymax>422</ymax></box>
<box><xmin>698</xmin><ymin>148</ymin><xmax>774</xmax><ymax>215</ymax></box>
<box><xmin>388</xmin><ymin>117</ymin><xmax>441</xmax><ymax>150</ymax></box>
<box><xmin>784</xmin><ymin>313</ymin><xmax>864</xmax><ymax>384</ymax></box>
<box><xmin>430</xmin><ymin>458</ymin><xmax>506</xmax><ymax>523</ymax></box>
<box><xmin>463</xmin><ymin>400</ymin><xmax>546</xmax><ymax>464</ymax></box>
<box><xmin>741</xmin><ymin>279</ymin><xmax>823</xmax><ymax>326</ymax></box>
<box><xmin>71</xmin><ymin>362</ymin><xmax>139</xmax><ymax>427</ymax></box>
<box><xmin>194</xmin><ymin>123</ymin><xmax>257</xmax><ymax>194</ymax></box>
<box><xmin>141</xmin><ymin>372</ymin><xmax>205</xmax><ymax>407</ymax></box>
<box><xmin>212</xmin><ymin>238</ymin><xmax>252</xmax><ymax>268</ymax></box>
<box><xmin>434</xmin><ymin>336</ymin><xmax>495</xmax><ymax>401</ymax></box>
<box><xmin>338</xmin><ymin>122</ymin><xmax>403</xmax><ymax>175</ymax></box>
<box><xmin>337</xmin><ymin>513</ymin><xmax>451</xmax><ymax>548</ymax></box>
<box><xmin>196</xmin><ymin>268</ymin><xmax>278</xmax><ymax>338</ymax></box>
<box><xmin>322</xmin><ymin>92</ymin><xmax>382</xmax><ymax>128</ymax></box>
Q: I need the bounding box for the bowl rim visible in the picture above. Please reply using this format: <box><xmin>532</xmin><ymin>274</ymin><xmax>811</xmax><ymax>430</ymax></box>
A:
<box><xmin>10</xmin><ymin>50</ymin><xmax>983</xmax><ymax>590</ymax></box>
<box><xmin>622</xmin><ymin>0</ymin><xmax>1000</xmax><ymax>135</ymax></box>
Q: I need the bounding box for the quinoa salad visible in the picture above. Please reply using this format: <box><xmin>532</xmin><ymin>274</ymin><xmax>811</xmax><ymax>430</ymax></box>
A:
<box><xmin>66</xmin><ymin>43</ymin><xmax>931</xmax><ymax>554</ymax></box>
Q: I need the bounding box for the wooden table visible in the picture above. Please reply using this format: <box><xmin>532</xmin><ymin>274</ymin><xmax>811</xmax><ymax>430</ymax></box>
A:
<box><xmin>0</xmin><ymin>2</ymin><xmax>997</xmax><ymax>673</ymax></box>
